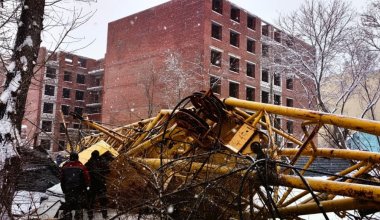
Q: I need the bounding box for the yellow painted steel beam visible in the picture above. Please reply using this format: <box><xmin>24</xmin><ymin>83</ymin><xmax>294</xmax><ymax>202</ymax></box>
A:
<box><xmin>81</xmin><ymin>120</ymin><xmax>125</xmax><ymax>143</ymax></box>
<box><xmin>278</xmin><ymin>198</ymin><xmax>380</xmax><ymax>216</ymax></box>
<box><xmin>224</xmin><ymin>98</ymin><xmax>380</xmax><ymax>136</ymax></box>
<box><xmin>280</xmin><ymin>161</ymin><xmax>366</xmax><ymax>207</ymax></box>
<box><xmin>126</xmin><ymin>124</ymin><xmax>178</xmax><ymax>157</ymax></box>
<box><xmin>130</xmin><ymin>110</ymin><xmax>172</xmax><ymax>148</ymax></box>
<box><xmin>136</xmin><ymin>158</ymin><xmax>238</xmax><ymax>175</ymax></box>
<box><xmin>278</xmin><ymin>148</ymin><xmax>380</xmax><ymax>163</ymax></box>
<box><xmin>277</xmin><ymin>174</ymin><xmax>380</xmax><ymax>202</ymax></box>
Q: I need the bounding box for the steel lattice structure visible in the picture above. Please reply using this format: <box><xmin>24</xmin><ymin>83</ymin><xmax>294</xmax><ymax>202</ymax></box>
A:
<box><xmin>73</xmin><ymin>91</ymin><xmax>380</xmax><ymax>219</ymax></box>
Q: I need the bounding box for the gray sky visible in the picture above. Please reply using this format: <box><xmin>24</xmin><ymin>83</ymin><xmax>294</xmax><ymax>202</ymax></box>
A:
<box><xmin>43</xmin><ymin>0</ymin><xmax>368</xmax><ymax>59</ymax></box>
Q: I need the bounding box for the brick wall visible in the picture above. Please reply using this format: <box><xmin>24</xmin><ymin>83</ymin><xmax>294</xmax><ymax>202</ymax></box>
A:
<box><xmin>104</xmin><ymin>0</ymin><xmax>206</xmax><ymax>126</ymax></box>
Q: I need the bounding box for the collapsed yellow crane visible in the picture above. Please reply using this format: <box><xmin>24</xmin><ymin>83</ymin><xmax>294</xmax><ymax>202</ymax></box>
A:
<box><xmin>73</xmin><ymin>91</ymin><xmax>380</xmax><ymax>219</ymax></box>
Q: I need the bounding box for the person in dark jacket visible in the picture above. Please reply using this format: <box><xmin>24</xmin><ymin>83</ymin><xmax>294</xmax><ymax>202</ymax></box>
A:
<box><xmin>60</xmin><ymin>152</ymin><xmax>90</xmax><ymax>220</ymax></box>
<box><xmin>85</xmin><ymin>150</ymin><xmax>110</xmax><ymax>219</ymax></box>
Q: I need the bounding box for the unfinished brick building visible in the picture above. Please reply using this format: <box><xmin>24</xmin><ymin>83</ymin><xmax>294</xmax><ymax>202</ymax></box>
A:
<box><xmin>103</xmin><ymin>0</ymin><xmax>312</xmax><ymax>142</ymax></box>
<box><xmin>23</xmin><ymin>47</ymin><xmax>104</xmax><ymax>151</ymax></box>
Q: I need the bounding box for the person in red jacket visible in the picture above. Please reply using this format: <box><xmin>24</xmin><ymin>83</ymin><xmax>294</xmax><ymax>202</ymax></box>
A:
<box><xmin>60</xmin><ymin>152</ymin><xmax>90</xmax><ymax>220</ymax></box>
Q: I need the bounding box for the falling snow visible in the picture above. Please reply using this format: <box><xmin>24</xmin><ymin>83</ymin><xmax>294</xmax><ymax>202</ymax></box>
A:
<box><xmin>167</xmin><ymin>205</ymin><xmax>174</xmax><ymax>214</ymax></box>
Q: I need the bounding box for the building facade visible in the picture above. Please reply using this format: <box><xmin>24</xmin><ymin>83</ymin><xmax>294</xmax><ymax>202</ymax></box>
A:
<box><xmin>103</xmin><ymin>0</ymin><xmax>312</xmax><ymax>141</ymax></box>
<box><xmin>23</xmin><ymin>47</ymin><xmax>104</xmax><ymax>151</ymax></box>
<box><xmin>19</xmin><ymin>0</ymin><xmax>314</xmax><ymax>151</ymax></box>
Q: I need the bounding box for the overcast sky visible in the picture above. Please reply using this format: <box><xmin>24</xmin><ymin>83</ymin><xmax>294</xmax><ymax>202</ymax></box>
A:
<box><xmin>42</xmin><ymin>0</ymin><xmax>369</xmax><ymax>59</ymax></box>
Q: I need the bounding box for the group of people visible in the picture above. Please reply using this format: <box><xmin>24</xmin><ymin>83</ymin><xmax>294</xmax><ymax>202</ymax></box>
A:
<box><xmin>60</xmin><ymin>150</ymin><xmax>110</xmax><ymax>220</ymax></box>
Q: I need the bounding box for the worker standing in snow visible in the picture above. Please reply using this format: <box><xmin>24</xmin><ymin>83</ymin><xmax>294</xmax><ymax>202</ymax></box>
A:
<box><xmin>60</xmin><ymin>152</ymin><xmax>90</xmax><ymax>220</ymax></box>
<box><xmin>85</xmin><ymin>150</ymin><xmax>110</xmax><ymax>219</ymax></box>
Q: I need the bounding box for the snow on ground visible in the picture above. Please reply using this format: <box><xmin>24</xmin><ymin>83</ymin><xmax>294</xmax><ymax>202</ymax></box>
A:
<box><xmin>12</xmin><ymin>177</ymin><xmax>380</xmax><ymax>219</ymax></box>
<box><xmin>12</xmin><ymin>191</ymin><xmax>46</xmax><ymax>216</ymax></box>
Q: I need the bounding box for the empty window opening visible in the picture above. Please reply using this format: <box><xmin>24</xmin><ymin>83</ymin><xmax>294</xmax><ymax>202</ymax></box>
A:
<box><xmin>63</xmin><ymin>88</ymin><xmax>70</xmax><ymax>99</ymax></box>
<box><xmin>44</xmin><ymin>85</ymin><xmax>55</xmax><ymax>96</ymax></box>
<box><xmin>64</xmin><ymin>71</ymin><xmax>72</xmax><ymax>82</ymax></box>
<box><xmin>76</xmin><ymin>90</ymin><xmax>84</xmax><ymax>101</ymax></box>
<box><xmin>91</xmin><ymin>92</ymin><xmax>100</xmax><ymax>103</ymax></box>
<box><xmin>286</xmin><ymin>98</ymin><xmax>294</xmax><ymax>107</ymax></box>
<box><xmin>261</xmin><ymin>90</ymin><xmax>269</xmax><ymax>103</ymax></box>
<box><xmin>59</xmin><ymin>140</ymin><xmax>66</xmax><ymax>151</ymax></box>
<box><xmin>286</xmin><ymin>78</ymin><xmax>294</xmax><ymax>90</ymax></box>
<box><xmin>262</xmin><ymin>24</ymin><xmax>269</xmax><ymax>36</ymax></box>
<box><xmin>246</xmin><ymin>87</ymin><xmax>255</xmax><ymax>101</ymax></box>
<box><xmin>46</xmin><ymin>67</ymin><xmax>56</xmax><ymax>79</ymax></box>
<box><xmin>262</xmin><ymin>44</ymin><xmax>269</xmax><ymax>57</ymax></box>
<box><xmin>88</xmin><ymin>106</ymin><xmax>101</xmax><ymax>114</ymax></box>
<box><xmin>229</xmin><ymin>56</ymin><xmax>240</xmax><ymax>72</ymax></box>
<box><xmin>212</xmin><ymin>23</ymin><xmax>222</xmax><ymax>40</ymax></box>
<box><xmin>230</xmin><ymin>6</ymin><xmax>240</xmax><ymax>22</ymax></box>
<box><xmin>274</xmin><ymin>31</ymin><xmax>281</xmax><ymax>42</ymax></box>
<box><xmin>247</xmin><ymin>15</ymin><xmax>256</xmax><ymax>30</ymax></box>
<box><xmin>246</xmin><ymin>63</ymin><xmax>255</xmax><ymax>78</ymax></box>
<box><xmin>210</xmin><ymin>76</ymin><xmax>221</xmax><ymax>94</ymax></box>
<box><xmin>274</xmin><ymin>94</ymin><xmax>281</xmax><ymax>105</ymax></box>
<box><xmin>247</xmin><ymin>39</ymin><xmax>255</xmax><ymax>53</ymax></box>
<box><xmin>229</xmin><ymin>81</ymin><xmax>239</xmax><ymax>98</ymax></box>
<box><xmin>274</xmin><ymin>118</ymin><xmax>281</xmax><ymax>129</ymax></box>
<box><xmin>78</xmin><ymin>58</ymin><xmax>87</xmax><ymax>68</ymax></box>
<box><xmin>61</xmin><ymin>105</ymin><xmax>70</xmax><ymax>115</ymax></box>
<box><xmin>76</xmin><ymin>74</ymin><xmax>85</xmax><ymax>84</ymax></box>
<box><xmin>74</xmin><ymin>107</ymin><xmax>83</xmax><ymax>116</ymax></box>
<box><xmin>95</xmin><ymin>78</ymin><xmax>101</xmax><ymax>86</ymax></box>
<box><xmin>40</xmin><ymin>139</ymin><xmax>51</xmax><ymax>150</ymax></box>
<box><xmin>212</xmin><ymin>0</ymin><xmax>223</xmax><ymax>14</ymax></box>
<box><xmin>287</xmin><ymin>120</ymin><xmax>294</xmax><ymax>134</ymax></box>
<box><xmin>65</xmin><ymin>54</ymin><xmax>73</xmax><ymax>64</ymax></box>
<box><xmin>261</xmin><ymin>69</ymin><xmax>269</xmax><ymax>82</ymax></box>
<box><xmin>73</xmin><ymin>123</ymin><xmax>80</xmax><ymax>129</ymax></box>
<box><xmin>274</xmin><ymin>74</ymin><xmax>281</xmax><ymax>86</ymax></box>
<box><xmin>60</xmin><ymin>123</ymin><xmax>66</xmax><ymax>133</ymax></box>
<box><xmin>41</xmin><ymin>121</ymin><xmax>52</xmax><ymax>132</ymax></box>
<box><xmin>230</xmin><ymin>31</ymin><xmax>239</xmax><ymax>47</ymax></box>
<box><xmin>43</xmin><ymin>103</ymin><xmax>54</xmax><ymax>114</ymax></box>
<box><xmin>211</xmin><ymin>50</ymin><xmax>222</xmax><ymax>67</ymax></box>
<box><xmin>261</xmin><ymin>116</ymin><xmax>267</xmax><ymax>130</ymax></box>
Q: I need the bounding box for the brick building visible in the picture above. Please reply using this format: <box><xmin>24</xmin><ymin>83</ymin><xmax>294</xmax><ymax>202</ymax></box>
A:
<box><xmin>103</xmin><ymin>0</ymin><xmax>312</xmax><ymax>139</ymax></box>
<box><xmin>23</xmin><ymin>47</ymin><xmax>104</xmax><ymax>151</ymax></box>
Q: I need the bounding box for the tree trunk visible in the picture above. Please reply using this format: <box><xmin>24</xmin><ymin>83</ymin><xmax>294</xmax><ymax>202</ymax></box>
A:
<box><xmin>0</xmin><ymin>0</ymin><xmax>45</xmax><ymax>217</ymax></box>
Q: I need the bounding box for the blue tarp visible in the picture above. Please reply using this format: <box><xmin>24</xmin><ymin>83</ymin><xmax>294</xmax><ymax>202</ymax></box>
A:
<box><xmin>347</xmin><ymin>132</ymin><xmax>380</xmax><ymax>152</ymax></box>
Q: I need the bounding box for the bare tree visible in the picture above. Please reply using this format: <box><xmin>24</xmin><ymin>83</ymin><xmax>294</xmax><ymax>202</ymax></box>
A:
<box><xmin>361</xmin><ymin>0</ymin><xmax>380</xmax><ymax>51</ymax></box>
<box><xmin>268</xmin><ymin>0</ymin><xmax>355</xmax><ymax>111</ymax></box>
<box><xmin>159</xmin><ymin>50</ymin><xmax>205</xmax><ymax>109</ymax></box>
<box><xmin>268</xmin><ymin>0</ymin><xmax>380</xmax><ymax>150</ymax></box>
<box><xmin>261</xmin><ymin>0</ymin><xmax>365</xmax><ymax>149</ymax></box>
<box><xmin>138</xmin><ymin>62</ymin><xmax>159</xmax><ymax>118</ymax></box>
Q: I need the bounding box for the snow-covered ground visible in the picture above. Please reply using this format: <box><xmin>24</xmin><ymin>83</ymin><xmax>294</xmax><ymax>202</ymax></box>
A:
<box><xmin>12</xmin><ymin>184</ymin><xmax>144</xmax><ymax>219</ymax></box>
<box><xmin>12</xmin><ymin>191</ymin><xmax>46</xmax><ymax>217</ymax></box>
<box><xmin>11</xmin><ymin>179</ymin><xmax>380</xmax><ymax>219</ymax></box>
